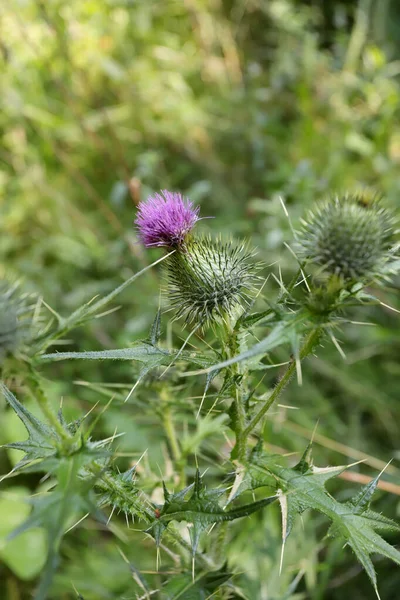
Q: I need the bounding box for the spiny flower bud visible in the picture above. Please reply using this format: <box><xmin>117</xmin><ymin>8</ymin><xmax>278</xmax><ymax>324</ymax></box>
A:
<box><xmin>166</xmin><ymin>237</ymin><xmax>258</xmax><ymax>326</ymax></box>
<box><xmin>0</xmin><ymin>290</ymin><xmax>18</xmax><ymax>359</ymax></box>
<box><xmin>135</xmin><ymin>190</ymin><xmax>200</xmax><ymax>248</ymax></box>
<box><xmin>0</xmin><ymin>279</ymin><xmax>41</xmax><ymax>366</ymax></box>
<box><xmin>296</xmin><ymin>194</ymin><xmax>397</xmax><ymax>282</ymax></box>
<box><xmin>0</xmin><ymin>280</ymin><xmax>37</xmax><ymax>362</ymax></box>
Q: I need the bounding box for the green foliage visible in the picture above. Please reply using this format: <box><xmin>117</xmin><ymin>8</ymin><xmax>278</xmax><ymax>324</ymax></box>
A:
<box><xmin>161</xmin><ymin>565</ymin><xmax>233</xmax><ymax>600</ymax></box>
<box><xmin>149</xmin><ymin>470</ymin><xmax>276</xmax><ymax>556</ymax></box>
<box><xmin>1</xmin><ymin>383</ymin><xmax>58</xmax><ymax>470</ymax></box>
<box><xmin>247</xmin><ymin>443</ymin><xmax>400</xmax><ymax>596</ymax></box>
<box><xmin>1</xmin><ymin>1</ymin><xmax>400</xmax><ymax>599</ymax></box>
<box><xmin>0</xmin><ymin>487</ymin><xmax>47</xmax><ymax>580</ymax></box>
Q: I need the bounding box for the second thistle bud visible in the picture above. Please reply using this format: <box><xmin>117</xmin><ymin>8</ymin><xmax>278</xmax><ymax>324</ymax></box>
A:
<box><xmin>166</xmin><ymin>237</ymin><xmax>258</xmax><ymax>326</ymax></box>
<box><xmin>0</xmin><ymin>280</ymin><xmax>34</xmax><ymax>362</ymax></box>
<box><xmin>296</xmin><ymin>194</ymin><xmax>397</xmax><ymax>283</ymax></box>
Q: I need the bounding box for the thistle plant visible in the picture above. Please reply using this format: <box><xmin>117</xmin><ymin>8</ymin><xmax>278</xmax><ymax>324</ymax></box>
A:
<box><xmin>1</xmin><ymin>190</ymin><xmax>399</xmax><ymax>599</ymax></box>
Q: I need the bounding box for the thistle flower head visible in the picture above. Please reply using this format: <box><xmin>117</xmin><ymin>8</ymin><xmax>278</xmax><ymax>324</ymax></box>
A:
<box><xmin>166</xmin><ymin>237</ymin><xmax>258</xmax><ymax>326</ymax></box>
<box><xmin>296</xmin><ymin>194</ymin><xmax>397</xmax><ymax>282</ymax></box>
<box><xmin>135</xmin><ymin>190</ymin><xmax>200</xmax><ymax>248</ymax></box>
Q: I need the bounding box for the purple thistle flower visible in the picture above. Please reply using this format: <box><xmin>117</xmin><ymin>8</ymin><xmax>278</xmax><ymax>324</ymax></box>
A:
<box><xmin>135</xmin><ymin>190</ymin><xmax>200</xmax><ymax>248</ymax></box>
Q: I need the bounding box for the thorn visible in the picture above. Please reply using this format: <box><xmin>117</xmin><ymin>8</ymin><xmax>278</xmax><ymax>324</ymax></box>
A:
<box><xmin>283</xmin><ymin>242</ymin><xmax>311</xmax><ymax>292</ymax></box>
<box><xmin>205</xmin><ymin>395</ymin><xmax>222</xmax><ymax>418</ymax></box>
<box><xmin>376</xmin><ymin>459</ymin><xmax>393</xmax><ymax>479</ymax></box>
<box><xmin>116</xmin><ymin>545</ymin><xmax>129</xmax><ymax>563</ymax></box>
<box><xmin>196</xmin><ymin>386</ymin><xmax>208</xmax><ymax>420</ymax></box>
<box><xmin>207</xmin><ymin>523</ymin><xmax>217</xmax><ymax>535</ymax></box>
<box><xmin>94</xmin><ymin>305</ymin><xmax>122</xmax><ymax>319</ymax></box>
<box><xmin>159</xmin><ymin>324</ymin><xmax>201</xmax><ymax>378</ymax></box>
<box><xmin>277</xmin><ymin>490</ymin><xmax>287</xmax><ymax>576</ymax></box>
<box><xmin>110</xmin><ymin>425</ymin><xmax>119</xmax><ymax>445</ymax></box>
<box><xmin>345</xmin><ymin>320</ymin><xmax>377</xmax><ymax>326</ymax></box>
<box><xmin>311</xmin><ymin>420</ymin><xmax>320</xmax><ymax>445</ymax></box>
<box><xmin>0</xmin><ymin>464</ymin><xmax>22</xmax><ymax>483</ymax></box>
<box><xmin>329</xmin><ymin>331</ymin><xmax>346</xmax><ymax>360</ymax></box>
<box><xmin>379</xmin><ymin>300</ymin><xmax>400</xmax><ymax>314</ymax></box>
<box><xmin>136</xmin><ymin>448</ymin><xmax>148</xmax><ymax>468</ymax></box>
<box><xmin>107</xmin><ymin>505</ymin><xmax>116</xmax><ymax>525</ymax></box>
<box><xmin>254</xmin><ymin>274</ymin><xmax>271</xmax><ymax>300</ymax></box>
<box><xmin>124</xmin><ymin>378</ymin><xmax>141</xmax><ymax>403</ymax></box>
<box><xmin>279</xmin><ymin>196</ymin><xmax>297</xmax><ymax>240</ymax></box>
<box><xmin>271</xmin><ymin>271</ymin><xmax>289</xmax><ymax>295</ymax></box>
<box><xmin>71</xmin><ymin>582</ymin><xmax>82</xmax><ymax>598</ymax></box>
<box><xmin>221</xmin><ymin>430</ymin><xmax>234</xmax><ymax>449</ymax></box>
<box><xmin>278</xmin><ymin>264</ymin><xmax>284</xmax><ymax>289</ymax></box>
<box><xmin>295</xmin><ymin>354</ymin><xmax>302</xmax><ymax>386</ymax></box>
<box><xmin>279</xmin><ymin>196</ymin><xmax>289</xmax><ymax>217</ymax></box>
<box><xmin>39</xmin><ymin>472</ymin><xmax>52</xmax><ymax>485</ymax></box>
<box><xmin>65</xmin><ymin>513</ymin><xmax>90</xmax><ymax>533</ymax></box>
<box><xmin>279</xmin><ymin>541</ymin><xmax>285</xmax><ymax>576</ymax></box>
<box><xmin>42</xmin><ymin>300</ymin><xmax>62</xmax><ymax>320</ymax></box>
<box><xmin>82</xmin><ymin>400</ymin><xmax>100</xmax><ymax>421</ymax></box>
<box><xmin>225</xmin><ymin>468</ymin><xmax>245</xmax><ymax>507</ymax></box>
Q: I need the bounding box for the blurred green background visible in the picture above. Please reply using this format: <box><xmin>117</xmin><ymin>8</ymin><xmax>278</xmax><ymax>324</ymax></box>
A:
<box><xmin>1</xmin><ymin>0</ymin><xmax>400</xmax><ymax>598</ymax></box>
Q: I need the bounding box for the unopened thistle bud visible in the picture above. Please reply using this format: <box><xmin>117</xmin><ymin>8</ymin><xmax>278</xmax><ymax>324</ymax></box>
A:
<box><xmin>135</xmin><ymin>190</ymin><xmax>200</xmax><ymax>248</ymax></box>
<box><xmin>0</xmin><ymin>280</ymin><xmax>33</xmax><ymax>361</ymax></box>
<box><xmin>166</xmin><ymin>238</ymin><xmax>258</xmax><ymax>326</ymax></box>
<box><xmin>296</xmin><ymin>194</ymin><xmax>397</xmax><ymax>282</ymax></box>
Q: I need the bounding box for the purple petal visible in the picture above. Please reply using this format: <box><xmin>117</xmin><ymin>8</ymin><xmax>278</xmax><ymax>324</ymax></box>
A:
<box><xmin>135</xmin><ymin>190</ymin><xmax>200</xmax><ymax>247</ymax></box>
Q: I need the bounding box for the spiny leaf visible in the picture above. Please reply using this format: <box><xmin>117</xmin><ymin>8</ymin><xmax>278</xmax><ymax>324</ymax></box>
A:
<box><xmin>246</xmin><ymin>443</ymin><xmax>400</xmax><ymax>595</ymax></box>
<box><xmin>95</xmin><ymin>467</ymin><xmax>151</xmax><ymax>523</ymax></box>
<box><xmin>1</xmin><ymin>383</ymin><xmax>57</xmax><ymax>468</ymax></box>
<box><xmin>350</xmin><ymin>470</ymin><xmax>384</xmax><ymax>513</ymax></box>
<box><xmin>150</xmin><ymin>470</ymin><xmax>276</xmax><ymax>554</ymax></box>
<box><xmin>40</xmin><ymin>342</ymin><xmax>215</xmax><ymax>373</ymax></box>
<box><xmin>40</xmin><ymin>343</ymin><xmax>170</xmax><ymax>363</ymax></box>
<box><xmin>150</xmin><ymin>308</ymin><xmax>162</xmax><ymax>346</ymax></box>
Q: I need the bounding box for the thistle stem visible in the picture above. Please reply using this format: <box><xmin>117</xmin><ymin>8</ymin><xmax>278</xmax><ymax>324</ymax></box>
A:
<box><xmin>163</xmin><ymin>406</ymin><xmax>181</xmax><ymax>463</ymax></box>
<box><xmin>161</xmin><ymin>399</ymin><xmax>185</xmax><ymax>485</ymax></box>
<box><xmin>221</xmin><ymin>318</ymin><xmax>247</xmax><ymax>462</ymax></box>
<box><xmin>242</xmin><ymin>328</ymin><xmax>322</xmax><ymax>438</ymax></box>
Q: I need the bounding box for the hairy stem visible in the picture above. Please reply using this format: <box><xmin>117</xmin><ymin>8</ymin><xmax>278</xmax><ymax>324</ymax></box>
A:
<box><xmin>242</xmin><ymin>328</ymin><xmax>322</xmax><ymax>438</ymax></box>
<box><xmin>221</xmin><ymin>318</ymin><xmax>247</xmax><ymax>461</ymax></box>
<box><xmin>160</xmin><ymin>392</ymin><xmax>185</xmax><ymax>485</ymax></box>
<box><xmin>163</xmin><ymin>406</ymin><xmax>181</xmax><ymax>463</ymax></box>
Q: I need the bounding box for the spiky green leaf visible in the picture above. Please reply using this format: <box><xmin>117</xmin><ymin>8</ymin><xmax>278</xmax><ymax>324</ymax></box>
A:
<box><xmin>1</xmin><ymin>384</ymin><xmax>57</xmax><ymax>469</ymax></box>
